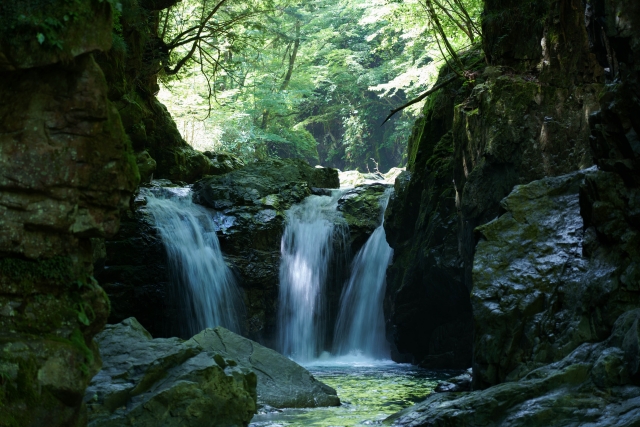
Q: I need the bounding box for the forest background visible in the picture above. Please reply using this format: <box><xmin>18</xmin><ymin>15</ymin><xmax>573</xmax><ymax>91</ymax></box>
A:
<box><xmin>154</xmin><ymin>0</ymin><xmax>481</xmax><ymax>172</ymax></box>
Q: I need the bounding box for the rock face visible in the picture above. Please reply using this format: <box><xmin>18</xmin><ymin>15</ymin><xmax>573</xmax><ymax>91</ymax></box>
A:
<box><xmin>385</xmin><ymin>0</ymin><xmax>639</xmax><ymax>423</ymax></box>
<box><xmin>472</xmin><ymin>168</ymin><xmax>640</xmax><ymax>388</ymax></box>
<box><xmin>338</xmin><ymin>183</ymin><xmax>392</xmax><ymax>252</ymax></box>
<box><xmin>85</xmin><ymin>318</ymin><xmax>257</xmax><ymax>427</ymax></box>
<box><xmin>97</xmin><ymin>186</ymin><xmax>172</xmax><ymax>338</ymax></box>
<box><xmin>0</xmin><ymin>2</ymin><xmax>139</xmax><ymax>426</ymax></box>
<box><xmin>387</xmin><ymin>163</ymin><xmax>640</xmax><ymax>426</ymax></box>
<box><xmin>96</xmin><ymin>0</ymin><xmax>233</xmax><ymax>184</ymax></box>
<box><xmin>187</xmin><ymin>327</ymin><xmax>340</xmax><ymax>408</ymax></box>
<box><xmin>384</xmin><ymin>0</ymin><xmax>604</xmax><ymax>368</ymax></box>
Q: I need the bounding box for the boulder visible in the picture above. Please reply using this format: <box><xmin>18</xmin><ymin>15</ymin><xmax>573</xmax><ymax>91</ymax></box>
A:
<box><xmin>85</xmin><ymin>318</ymin><xmax>257</xmax><ymax>427</ymax></box>
<box><xmin>187</xmin><ymin>327</ymin><xmax>340</xmax><ymax>408</ymax></box>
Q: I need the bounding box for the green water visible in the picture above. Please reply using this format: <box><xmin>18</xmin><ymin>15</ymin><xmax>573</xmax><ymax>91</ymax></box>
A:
<box><xmin>250</xmin><ymin>357</ymin><xmax>453</xmax><ymax>427</ymax></box>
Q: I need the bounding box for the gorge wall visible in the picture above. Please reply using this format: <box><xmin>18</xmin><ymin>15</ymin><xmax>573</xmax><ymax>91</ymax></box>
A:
<box><xmin>0</xmin><ymin>2</ymin><xmax>138</xmax><ymax>425</ymax></box>
<box><xmin>384</xmin><ymin>0</ymin><xmax>607</xmax><ymax>368</ymax></box>
<box><xmin>385</xmin><ymin>0</ymin><xmax>640</xmax><ymax>424</ymax></box>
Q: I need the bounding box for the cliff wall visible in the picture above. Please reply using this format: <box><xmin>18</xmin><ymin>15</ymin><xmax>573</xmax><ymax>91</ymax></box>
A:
<box><xmin>386</xmin><ymin>0</ymin><xmax>640</xmax><ymax>424</ymax></box>
<box><xmin>0</xmin><ymin>1</ymin><xmax>138</xmax><ymax>425</ymax></box>
<box><xmin>384</xmin><ymin>0</ymin><xmax>605</xmax><ymax>368</ymax></box>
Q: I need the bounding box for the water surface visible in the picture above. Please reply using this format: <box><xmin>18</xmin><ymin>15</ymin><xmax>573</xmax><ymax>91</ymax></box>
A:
<box><xmin>250</xmin><ymin>356</ymin><xmax>452</xmax><ymax>427</ymax></box>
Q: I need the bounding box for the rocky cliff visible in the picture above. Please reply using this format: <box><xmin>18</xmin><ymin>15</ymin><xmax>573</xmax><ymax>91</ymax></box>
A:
<box><xmin>384</xmin><ymin>0</ymin><xmax>605</xmax><ymax>368</ymax></box>
<box><xmin>0</xmin><ymin>1</ymin><xmax>138</xmax><ymax>425</ymax></box>
<box><xmin>385</xmin><ymin>0</ymin><xmax>640</xmax><ymax>424</ymax></box>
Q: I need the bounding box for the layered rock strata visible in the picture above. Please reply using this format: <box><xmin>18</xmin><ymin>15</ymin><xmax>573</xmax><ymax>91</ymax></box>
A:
<box><xmin>0</xmin><ymin>1</ymin><xmax>138</xmax><ymax>425</ymax></box>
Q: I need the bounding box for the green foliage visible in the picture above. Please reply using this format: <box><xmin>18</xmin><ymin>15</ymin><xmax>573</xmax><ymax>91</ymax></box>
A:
<box><xmin>157</xmin><ymin>0</ymin><xmax>482</xmax><ymax>171</ymax></box>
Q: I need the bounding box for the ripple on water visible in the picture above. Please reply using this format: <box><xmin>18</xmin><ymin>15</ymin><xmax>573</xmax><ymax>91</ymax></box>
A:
<box><xmin>250</xmin><ymin>356</ymin><xmax>457</xmax><ymax>427</ymax></box>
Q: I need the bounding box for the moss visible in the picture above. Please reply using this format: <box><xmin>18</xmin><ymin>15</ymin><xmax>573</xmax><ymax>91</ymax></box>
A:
<box><xmin>69</xmin><ymin>329</ymin><xmax>94</xmax><ymax>375</ymax></box>
<box><xmin>0</xmin><ymin>0</ymin><xmax>111</xmax><ymax>51</ymax></box>
<box><xmin>0</xmin><ymin>257</ymin><xmax>75</xmax><ymax>293</ymax></box>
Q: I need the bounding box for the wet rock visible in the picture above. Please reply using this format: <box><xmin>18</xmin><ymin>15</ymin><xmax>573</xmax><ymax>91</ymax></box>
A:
<box><xmin>338</xmin><ymin>183</ymin><xmax>392</xmax><ymax>251</ymax></box>
<box><xmin>472</xmin><ymin>168</ymin><xmax>596</xmax><ymax>387</ymax></box>
<box><xmin>386</xmin><ymin>310</ymin><xmax>640</xmax><ymax>427</ymax></box>
<box><xmin>187</xmin><ymin>327</ymin><xmax>340</xmax><ymax>408</ymax></box>
<box><xmin>472</xmin><ymin>167</ymin><xmax>639</xmax><ymax>389</ymax></box>
<box><xmin>433</xmin><ymin>369</ymin><xmax>472</xmax><ymax>393</ymax></box>
<box><xmin>85</xmin><ymin>318</ymin><xmax>257</xmax><ymax>427</ymax></box>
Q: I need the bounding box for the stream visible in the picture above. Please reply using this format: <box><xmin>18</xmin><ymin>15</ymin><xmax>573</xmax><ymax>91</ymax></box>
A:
<box><xmin>250</xmin><ymin>356</ymin><xmax>452</xmax><ymax>427</ymax></box>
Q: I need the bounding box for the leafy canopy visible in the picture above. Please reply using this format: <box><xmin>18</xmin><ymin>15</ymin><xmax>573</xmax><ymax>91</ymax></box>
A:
<box><xmin>157</xmin><ymin>0</ymin><xmax>482</xmax><ymax>172</ymax></box>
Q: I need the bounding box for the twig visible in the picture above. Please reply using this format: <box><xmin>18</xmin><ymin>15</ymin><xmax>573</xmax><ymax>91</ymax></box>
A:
<box><xmin>381</xmin><ymin>75</ymin><xmax>457</xmax><ymax>125</ymax></box>
<box><xmin>381</xmin><ymin>55</ymin><xmax>485</xmax><ymax>125</ymax></box>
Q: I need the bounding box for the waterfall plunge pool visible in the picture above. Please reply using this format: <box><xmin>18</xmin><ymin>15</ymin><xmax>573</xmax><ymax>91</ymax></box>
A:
<box><xmin>250</xmin><ymin>356</ymin><xmax>455</xmax><ymax>427</ymax></box>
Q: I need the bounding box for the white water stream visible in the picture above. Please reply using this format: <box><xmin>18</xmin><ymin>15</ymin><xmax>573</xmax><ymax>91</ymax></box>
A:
<box><xmin>333</xmin><ymin>188</ymin><xmax>394</xmax><ymax>358</ymax></box>
<box><xmin>145</xmin><ymin>187</ymin><xmax>243</xmax><ymax>337</ymax></box>
<box><xmin>277</xmin><ymin>190</ymin><xmax>347</xmax><ymax>361</ymax></box>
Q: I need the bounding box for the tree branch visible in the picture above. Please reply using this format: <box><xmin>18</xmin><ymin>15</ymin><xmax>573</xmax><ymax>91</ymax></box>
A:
<box><xmin>381</xmin><ymin>75</ymin><xmax>458</xmax><ymax>125</ymax></box>
<box><xmin>381</xmin><ymin>55</ymin><xmax>485</xmax><ymax>126</ymax></box>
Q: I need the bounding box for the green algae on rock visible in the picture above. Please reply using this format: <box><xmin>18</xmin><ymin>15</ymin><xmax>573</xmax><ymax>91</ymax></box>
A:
<box><xmin>338</xmin><ymin>183</ymin><xmax>392</xmax><ymax>252</ymax></box>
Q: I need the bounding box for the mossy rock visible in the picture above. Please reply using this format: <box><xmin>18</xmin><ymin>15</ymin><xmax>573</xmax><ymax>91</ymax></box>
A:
<box><xmin>338</xmin><ymin>183</ymin><xmax>391</xmax><ymax>251</ymax></box>
<box><xmin>0</xmin><ymin>0</ymin><xmax>113</xmax><ymax>70</ymax></box>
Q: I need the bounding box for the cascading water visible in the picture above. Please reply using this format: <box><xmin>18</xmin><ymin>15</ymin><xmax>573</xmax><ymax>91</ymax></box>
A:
<box><xmin>144</xmin><ymin>187</ymin><xmax>243</xmax><ymax>337</ymax></box>
<box><xmin>333</xmin><ymin>188</ymin><xmax>394</xmax><ymax>358</ymax></box>
<box><xmin>277</xmin><ymin>190</ymin><xmax>346</xmax><ymax>362</ymax></box>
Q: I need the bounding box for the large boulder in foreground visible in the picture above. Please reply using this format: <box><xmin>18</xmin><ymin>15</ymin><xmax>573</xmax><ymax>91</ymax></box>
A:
<box><xmin>85</xmin><ymin>318</ymin><xmax>257</xmax><ymax>427</ymax></box>
<box><xmin>187</xmin><ymin>327</ymin><xmax>340</xmax><ymax>409</ymax></box>
<box><xmin>86</xmin><ymin>318</ymin><xmax>339</xmax><ymax>427</ymax></box>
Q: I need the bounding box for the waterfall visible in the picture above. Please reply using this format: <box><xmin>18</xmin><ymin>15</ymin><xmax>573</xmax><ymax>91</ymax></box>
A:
<box><xmin>278</xmin><ymin>190</ymin><xmax>346</xmax><ymax>362</ymax></box>
<box><xmin>144</xmin><ymin>187</ymin><xmax>243</xmax><ymax>337</ymax></box>
<box><xmin>333</xmin><ymin>188</ymin><xmax>393</xmax><ymax>358</ymax></box>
